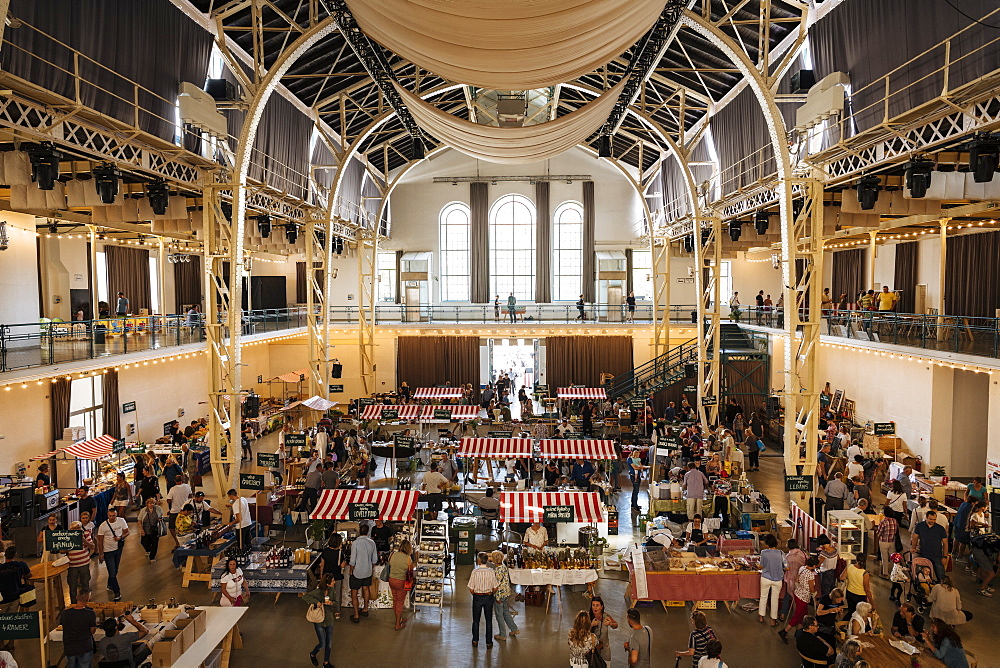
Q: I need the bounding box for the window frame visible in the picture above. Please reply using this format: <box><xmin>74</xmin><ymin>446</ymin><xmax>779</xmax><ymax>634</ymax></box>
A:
<box><xmin>552</xmin><ymin>200</ymin><xmax>584</xmax><ymax>302</ymax></box>
<box><xmin>489</xmin><ymin>193</ymin><xmax>536</xmax><ymax>301</ymax></box>
<box><xmin>438</xmin><ymin>201</ymin><xmax>471</xmax><ymax>302</ymax></box>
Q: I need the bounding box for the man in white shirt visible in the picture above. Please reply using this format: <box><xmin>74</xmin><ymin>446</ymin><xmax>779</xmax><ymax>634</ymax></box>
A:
<box><xmin>227</xmin><ymin>489</ymin><xmax>253</xmax><ymax>547</ymax></box>
<box><xmin>96</xmin><ymin>507</ymin><xmax>129</xmax><ymax>601</ymax></box>
<box><xmin>846</xmin><ymin>440</ymin><xmax>863</xmax><ymax>465</ymax></box>
<box><xmin>165</xmin><ymin>475</ymin><xmax>192</xmax><ymax>547</ymax></box>
<box><xmin>422</xmin><ymin>464</ymin><xmax>449</xmax><ymax>513</ymax></box>
<box><xmin>523</xmin><ymin>521</ymin><xmax>548</xmax><ymax>551</ymax></box>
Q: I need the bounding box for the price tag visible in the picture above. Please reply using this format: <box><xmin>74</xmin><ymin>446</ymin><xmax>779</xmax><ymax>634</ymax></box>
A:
<box><xmin>629</xmin><ymin>399</ymin><xmax>646</xmax><ymax>411</ymax></box>
<box><xmin>533</xmin><ymin>384</ymin><xmax>549</xmax><ymax>396</ymax></box>
<box><xmin>543</xmin><ymin>505</ymin><xmax>575</xmax><ymax>523</ymax></box>
<box><xmin>329</xmin><ymin>384</ymin><xmax>344</xmax><ymax>393</ymax></box>
<box><xmin>122</xmin><ymin>401</ymin><xmax>136</xmax><ymax>414</ymax></box>
<box><xmin>349</xmin><ymin>502</ymin><xmax>379</xmax><ymax>521</ymax></box>
<box><xmin>257</xmin><ymin>452</ymin><xmax>280</xmax><ymax>469</ymax></box>
<box><xmin>45</xmin><ymin>529</ymin><xmax>83</xmax><ymax>553</ymax></box>
<box><xmin>784</xmin><ymin>475</ymin><xmax>814</xmax><ymax>492</ymax></box>
<box><xmin>239</xmin><ymin>473</ymin><xmax>265</xmax><ymax>490</ymax></box>
<box><xmin>381</xmin><ymin>409</ymin><xmax>399</xmax><ymax>421</ymax></box>
<box><xmin>359</xmin><ymin>397</ymin><xmax>375</xmax><ymax>407</ymax></box>
<box><xmin>0</xmin><ymin>611</ymin><xmax>40</xmax><ymax>639</ymax></box>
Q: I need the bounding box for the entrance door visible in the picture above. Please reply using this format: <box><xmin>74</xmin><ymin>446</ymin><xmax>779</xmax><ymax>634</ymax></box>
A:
<box><xmin>488</xmin><ymin>338</ymin><xmax>537</xmax><ymax>405</ymax></box>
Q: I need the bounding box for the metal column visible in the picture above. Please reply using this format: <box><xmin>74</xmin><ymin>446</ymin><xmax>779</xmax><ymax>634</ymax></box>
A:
<box><xmin>357</xmin><ymin>229</ymin><xmax>378</xmax><ymax>394</ymax></box>
<box><xmin>651</xmin><ymin>235</ymin><xmax>671</xmax><ymax>358</ymax></box>
<box><xmin>694</xmin><ymin>216</ymin><xmax>722</xmax><ymax>426</ymax></box>
<box><xmin>305</xmin><ymin>219</ymin><xmax>332</xmax><ymax>399</ymax></box>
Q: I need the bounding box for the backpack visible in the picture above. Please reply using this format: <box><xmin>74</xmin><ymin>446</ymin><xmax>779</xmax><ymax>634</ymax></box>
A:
<box><xmin>971</xmin><ymin>533</ymin><xmax>1000</xmax><ymax>557</ymax></box>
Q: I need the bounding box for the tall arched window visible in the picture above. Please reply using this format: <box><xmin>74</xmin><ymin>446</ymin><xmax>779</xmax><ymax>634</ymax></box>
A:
<box><xmin>439</xmin><ymin>202</ymin><xmax>471</xmax><ymax>301</ymax></box>
<box><xmin>489</xmin><ymin>194</ymin><xmax>536</xmax><ymax>300</ymax></box>
<box><xmin>552</xmin><ymin>201</ymin><xmax>583</xmax><ymax>301</ymax></box>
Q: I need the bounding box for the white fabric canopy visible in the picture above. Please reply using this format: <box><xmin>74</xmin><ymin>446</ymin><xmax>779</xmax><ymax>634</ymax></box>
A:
<box><xmin>346</xmin><ymin>0</ymin><xmax>664</xmax><ymax>90</ymax></box>
<box><xmin>395</xmin><ymin>79</ymin><xmax>626</xmax><ymax>164</ymax></box>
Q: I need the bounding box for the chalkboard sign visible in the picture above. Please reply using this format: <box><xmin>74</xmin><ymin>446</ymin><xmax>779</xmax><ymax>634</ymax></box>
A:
<box><xmin>122</xmin><ymin>401</ymin><xmax>136</xmax><ymax>414</ymax></box>
<box><xmin>534</xmin><ymin>384</ymin><xmax>549</xmax><ymax>396</ymax></box>
<box><xmin>0</xmin><ymin>611</ymin><xmax>40</xmax><ymax>639</ymax></box>
<box><xmin>701</xmin><ymin>395</ymin><xmax>717</xmax><ymax>406</ymax></box>
<box><xmin>488</xmin><ymin>431</ymin><xmax>513</xmax><ymax>438</ymax></box>
<box><xmin>784</xmin><ymin>475</ymin><xmax>814</xmax><ymax>492</ymax></box>
<box><xmin>629</xmin><ymin>399</ymin><xmax>646</xmax><ymax>411</ymax></box>
<box><xmin>433</xmin><ymin>408</ymin><xmax>452</xmax><ymax>420</ymax></box>
<box><xmin>329</xmin><ymin>384</ymin><xmax>344</xmax><ymax>393</ymax></box>
<box><xmin>45</xmin><ymin>529</ymin><xmax>83</xmax><ymax>553</ymax></box>
<box><xmin>381</xmin><ymin>409</ymin><xmax>399</xmax><ymax>421</ymax></box>
<box><xmin>284</xmin><ymin>434</ymin><xmax>307</xmax><ymax>448</ymax></box>
<box><xmin>126</xmin><ymin>444</ymin><xmax>146</xmax><ymax>455</ymax></box>
<box><xmin>874</xmin><ymin>422</ymin><xmax>895</xmax><ymax>436</ymax></box>
<box><xmin>664</xmin><ymin>436</ymin><xmax>680</xmax><ymax>448</ymax></box>
<box><xmin>257</xmin><ymin>453</ymin><xmax>280</xmax><ymax>469</ymax></box>
<box><xmin>394</xmin><ymin>435</ymin><xmax>416</xmax><ymax>448</ymax></box>
<box><xmin>684</xmin><ymin>385</ymin><xmax>697</xmax><ymax>393</ymax></box>
<box><xmin>543</xmin><ymin>505</ymin><xmax>575</xmax><ymax>523</ymax></box>
<box><xmin>239</xmin><ymin>473</ymin><xmax>265</xmax><ymax>490</ymax></box>
<box><xmin>359</xmin><ymin>397</ymin><xmax>375</xmax><ymax>408</ymax></box>
<box><xmin>112</xmin><ymin>438</ymin><xmax>125</xmax><ymax>454</ymax></box>
<box><xmin>171</xmin><ymin>446</ymin><xmax>183</xmax><ymax>455</ymax></box>
<box><xmin>349</xmin><ymin>502</ymin><xmax>379</xmax><ymax>521</ymax></box>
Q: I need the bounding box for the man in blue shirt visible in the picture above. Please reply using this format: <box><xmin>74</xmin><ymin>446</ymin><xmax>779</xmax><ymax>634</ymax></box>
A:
<box><xmin>349</xmin><ymin>523</ymin><xmax>379</xmax><ymax>623</ymax></box>
<box><xmin>758</xmin><ymin>534</ymin><xmax>786</xmax><ymax>624</ymax></box>
<box><xmin>912</xmin><ymin>511</ymin><xmax>949</xmax><ymax>581</ymax></box>
<box><xmin>572</xmin><ymin>459</ymin><xmax>594</xmax><ymax>489</ymax></box>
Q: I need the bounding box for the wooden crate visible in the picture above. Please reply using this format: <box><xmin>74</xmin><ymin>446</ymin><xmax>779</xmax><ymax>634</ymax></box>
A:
<box><xmin>524</xmin><ymin>586</ymin><xmax>545</xmax><ymax>607</ymax></box>
<box><xmin>696</xmin><ymin>600</ymin><xmax>717</xmax><ymax>610</ymax></box>
<box><xmin>665</xmin><ymin>600</ymin><xmax>686</xmax><ymax>607</ymax></box>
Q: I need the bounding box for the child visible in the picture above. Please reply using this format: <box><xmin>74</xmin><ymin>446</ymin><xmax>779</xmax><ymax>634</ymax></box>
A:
<box><xmin>889</xmin><ymin>553</ymin><xmax>908</xmax><ymax>603</ymax></box>
<box><xmin>915</xmin><ymin>565</ymin><xmax>933</xmax><ymax>597</ymax></box>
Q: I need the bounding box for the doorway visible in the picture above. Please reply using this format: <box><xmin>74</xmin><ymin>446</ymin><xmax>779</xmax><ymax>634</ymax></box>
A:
<box><xmin>487</xmin><ymin>338</ymin><xmax>538</xmax><ymax>404</ymax></box>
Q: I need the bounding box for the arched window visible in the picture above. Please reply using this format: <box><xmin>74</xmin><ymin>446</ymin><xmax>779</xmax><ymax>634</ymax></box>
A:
<box><xmin>552</xmin><ymin>201</ymin><xmax>583</xmax><ymax>301</ymax></box>
<box><xmin>489</xmin><ymin>194</ymin><xmax>536</xmax><ymax>300</ymax></box>
<box><xmin>439</xmin><ymin>202</ymin><xmax>471</xmax><ymax>301</ymax></box>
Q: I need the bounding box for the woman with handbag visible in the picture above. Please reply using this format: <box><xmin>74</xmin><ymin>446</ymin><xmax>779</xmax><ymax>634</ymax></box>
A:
<box><xmin>303</xmin><ymin>574</ymin><xmax>336</xmax><ymax>668</ymax></box>
<box><xmin>568</xmin><ymin>610</ymin><xmax>599</xmax><ymax>667</ymax></box>
<box><xmin>219</xmin><ymin>557</ymin><xmax>249</xmax><ymax>608</ymax></box>
<box><xmin>587</xmin><ymin>595</ymin><xmax>617</xmax><ymax>666</ymax></box>
<box><xmin>112</xmin><ymin>472</ymin><xmax>134</xmax><ymax>518</ymax></box>
<box><xmin>137</xmin><ymin>497</ymin><xmax>165</xmax><ymax>563</ymax></box>
<box><xmin>490</xmin><ymin>551</ymin><xmax>519</xmax><ymax>642</ymax></box>
<box><xmin>320</xmin><ymin>533</ymin><xmax>346</xmax><ymax>620</ymax></box>
<box><xmin>386</xmin><ymin>540</ymin><xmax>413</xmax><ymax>630</ymax></box>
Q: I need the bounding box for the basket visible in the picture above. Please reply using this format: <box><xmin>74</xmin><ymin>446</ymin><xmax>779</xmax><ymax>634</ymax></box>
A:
<box><xmin>524</xmin><ymin>586</ymin><xmax>545</xmax><ymax>607</ymax></box>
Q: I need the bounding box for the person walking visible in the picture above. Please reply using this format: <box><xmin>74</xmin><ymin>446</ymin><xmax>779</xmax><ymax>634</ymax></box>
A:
<box><xmin>626</xmin><ymin>291</ymin><xmax>636</xmax><ymax>323</ymax></box>
<box><xmin>97</xmin><ymin>506</ymin><xmax>129</xmax><ymax>602</ymax></box>
<box><xmin>588</xmin><ymin>595</ymin><xmax>617</xmax><ymax>666</ymax></box>
<box><xmin>219</xmin><ymin>557</ymin><xmax>249</xmax><ymax>607</ymax></box>
<box><xmin>320</xmin><ymin>533</ymin><xmax>346</xmax><ymax>620</ymax></box>
<box><xmin>913</xmin><ymin>510</ymin><xmax>950</xmax><ymax>581</ymax></box>
<box><xmin>494</xmin><ymin>295</ymin><xmax>501</xmax><ymax>322</ymax></box>
<box><xmin>755</xmin><ymin>290</ymin><xmax>765</xmax><ymax>324</ymax></box>
<box><xmin>568</xmin><ymin>610</ymin><xmax>598</xmax><ymax>667</ymax></box>
<box><xmin>348</xmin><ymin>523</ymin><xmax>378</xmax><ymax>623</ymax></box>
<box><xmin>137</xmin><ymin>497</ymin><xmax>164</xmax><ymax>563</ymax></box>
<box><xmin>64</xmin><ymin>522</ymin><xmax>93</xmax><ymax>605</ymax></box>
<box><xmin>490</xmin><ymin>551</ymin><xmax>519</xmax><ymax>642</ymax></box>
<box><xmin>507</xmin><ymin>292</ymin><xmax>517</xmax><ymax>323</ymax></box>
<box><xmin>59</xmin><ymin>588</ymin><xmax>97</xmax><ymax>668</ymax></box>
<box><xmin>676</xmin><ymin>610</ymin><xmax>716</xmax><ymax>667</ymax></box>
<box><xmin>576</xmin><ymin>294</ymin><xmax>586</xmax><ymax>320</ymax></box>
<box><xmin>115</xmin><ymin>292</ymin><xmax>130</xmax><ymax>317</ymax></box>
<box><xmin>468</xmin><ymin>551</ymin><xmax>499</xmax><ymax>648</ymax></box>
<box><xmin>683</xmin><ymin>462</ymin><xmax>709</xmax><ymax>520</ymax></box>
<box><xmin>843</xmin><ymin>554</ymin><xmax>873</xmax><ymax>617</ymax></box>
<box><xmin>387</xmin><ymin>540</ymin><xmax>413</xmax><ymax>631</ymax></box>
<box><xmin>302</xmin><ymin>574</ymin><xmax>337</xmax><ymax>668</ymax></box>
<box><xmin>876</xmin><ymin>514</ymin><xmax>900</xmax><ymax>579</ymax></box>
<box><xmin>111</xmin><ymin>472</ymin><xmax>133</xmax><ymax>518</ymax></box>
<box><xmin>778</xmin><ymin>556</ymin><xmax>820</xmax><ymax>643</ymax></box>
<box><xmin>625</xmin><ymin>607</ymin><xmax>652</xmax><ymax>668</ymax></box>
<box><xmin>758</xmin><ymin>534</ymin><xmax>785</xmax><ymax>625</ymax></box>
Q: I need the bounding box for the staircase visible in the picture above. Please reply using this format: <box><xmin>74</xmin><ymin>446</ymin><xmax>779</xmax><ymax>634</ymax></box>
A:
<box><xmin>606</xmin><ymin>338</ymin><xmax>698</xmax><ymax>400</ymax></box>
<box><xmin>715</xmin><ymin>322</ymin><xmax>757</xmax><ymax>352</ymax></box>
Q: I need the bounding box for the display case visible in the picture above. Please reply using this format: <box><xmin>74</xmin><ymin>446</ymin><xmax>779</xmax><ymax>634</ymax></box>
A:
<box><xmin>826</xmin><ymin>510</ymin><xmax>865</xmax><ymax>555</ymax></box>
<box><xmin>413</xmin><ymin>518</ymin><xmax>448</xmax><ymax>614</ymax></box>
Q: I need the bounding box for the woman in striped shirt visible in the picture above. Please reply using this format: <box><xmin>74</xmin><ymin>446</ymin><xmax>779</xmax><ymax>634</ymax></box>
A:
<box><xmin>65</xmin><ymin>520</ymin><xmax>93</xmax><ymax>604</ymax></box>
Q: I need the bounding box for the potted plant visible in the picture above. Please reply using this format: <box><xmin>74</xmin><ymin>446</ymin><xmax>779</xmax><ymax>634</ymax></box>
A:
<box><xmin>307</xmin><ymin>519</ymin><xmax>334</xmax><ymax>547</ymax></box>
<box><xmin>928</xmin><ymin>465</ymin><xmax>946</xmax><ymax>484</ymax></box>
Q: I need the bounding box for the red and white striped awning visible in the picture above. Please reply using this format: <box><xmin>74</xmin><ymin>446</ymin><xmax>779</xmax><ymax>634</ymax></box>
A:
<box><xmin>457</xmin><ymin>438</ymin><xmax>533</xmax><ymax>458</ymax></box>
<box><xmin>360</xmin><ymin>404</ymin><xmax>428</xmax><ymax>420</ymax></box>
<box><xmin>556</xmin><ymin>387</ymin><xmax>607</xmax><ymax>400</ymax></box>
<box><xmin>499</xmin><ymin>491</ymin><xmax>605</xmax><ymax>524</ymax></box>
<box><xmin>32</xmin><ymin>435</ymin><xmax>117</xmax><ymax>461</ymax></box>
<box><xmin>428</xmin><ymin>405</ymin><xmax>480</xmax><ymax>421</ymax></box>
<box><xmin>537</xmin><ymin>439</ymin><xmax>616</xmax><ymax>460</ymax></box>
<box><xmin>30</xmin><ymin>450</ymin><xmax>58</xmax><ymax>461</ymax></box>
<box><xmin>413</xmin><ymin>387</ymin><xmax>463</xmax><ymax>399</ymax></box>
<box><xmin>310</xmin><ymin>489</ymin><xmax>421</xmax><ymax>521</ymax></box>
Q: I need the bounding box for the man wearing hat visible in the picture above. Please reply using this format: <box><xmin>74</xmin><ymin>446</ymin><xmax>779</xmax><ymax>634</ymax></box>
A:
<box><xmin>191</xmin><ymin>491</ymin><xmax>222</xmax><ymax>527</ymax></box>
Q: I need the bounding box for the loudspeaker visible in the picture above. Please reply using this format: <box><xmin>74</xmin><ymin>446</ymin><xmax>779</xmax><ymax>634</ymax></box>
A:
<box><xmin>244</xmin><ymin>394</ymin><xmax>260</xmax><ymax>419</ymax></box>
<box><xmin>7</xmin><ymin>485</ymin><xmax>34</xmax><ymax>527</ymax></box>
<box><xmin>205</xmin><ymin>78</ymin><xmax>238</xmax><ymax>102</ymax></box>
<box><xmin>790</xmin><ymin>69</ymin><xmax>815</xmax><ymax>94</ymax></box>
<box><xmin>331</xmin><ymin>363</ymin><xmax>343</xmax><ymax>379</ymax></box>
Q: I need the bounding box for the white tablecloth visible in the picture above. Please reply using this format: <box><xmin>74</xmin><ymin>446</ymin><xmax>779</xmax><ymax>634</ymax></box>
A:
<box><xmin>508</xmin><ymin>568</ymin><xmax>598</xmax><ymax>586</ymax></box>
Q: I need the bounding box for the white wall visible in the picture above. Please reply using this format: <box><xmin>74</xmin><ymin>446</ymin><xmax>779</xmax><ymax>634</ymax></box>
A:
<box><xmin>950</xmin><ymin>369</ymin><xmax>989</xmax><ymax>477</ymax></box>
<box><xmin>0</xmin><ymin>213</ymin><xmax>40</xmax><ymax>325</ymax></box>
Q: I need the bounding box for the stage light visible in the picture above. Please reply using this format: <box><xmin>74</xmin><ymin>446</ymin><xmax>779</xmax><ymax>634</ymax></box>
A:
<box><xmin>27</xmin><ymin>142</ymin><xmax>62</xmax><ymax>191</ymax></box>
<box><xmin>598</xmin><ymin>134</ymin><xmax>612</xmax><ymax>158</ymax></box>
<box><xmin>754</xmin><ymin>212</ymin><xmax>769</xmax><ymax>235</ymax></box>
<box><xmin>855</xmin><ymin>175</ymin><xmax>881</xmax><ymax>210</ymax></box>
<box><xmin>904</xmin><ymin>159</ymin><xmax>934</xmax><ymax>198</ymax></box>
<box><xmin>47</xmin><ymin>220</ymin><xmax>58</xmax><ymax>234</ymax></box>
<box><xmin>92</xmin><ymin>162</ymin><xmax>120</xmax><ymax>204</ymax></box>
<box><xmin>968</xmin><ymin>133</ymin><xmax>999</xmax><ymax>183</ymax></box>
<box><xmin>284</xmin><ymin>223</ymin><xmax>299</xmax><ymax>244</ymax></box>
<box><xmin>255</xmin><ymin>215</ymin><xmax>271</xmax><ymax>238</ymax></box>
<box><xmin>683</xmin><ymin>234</ymin><xmax>694</xmax><ymax>254</ymax></box>
<box><xmin>411</xmin><ymin>135</ymin><xmax>425</xmax><ymax>160</ymax></box>
<box><xmin>729</xmin><ymin>220</ymin><xmax>742</xmax><ymax>242</ymax></box>
<box><xmin>146</xmin><ymin>179</ymin><xmax>169</xmax><ymax>215</ymax></box>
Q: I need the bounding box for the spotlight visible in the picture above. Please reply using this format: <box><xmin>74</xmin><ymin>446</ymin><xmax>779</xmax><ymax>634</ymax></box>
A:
<box><xmin>92</xmin><ymin>162</ymin><xmax>120</xmax><ymax>204</ymax></box>
<box><xmin>146</xmin><ymin>179</ymin><xmax>169</xmax><ymax>215</ymax></box>
<box><xmin>855</xmin><ymin>175</ymin><xmax>881</xmax><ymax>210</ymax></box>
<box><xmin>903</xmin><ymin>159</ymin><xmax>934</xmax><ymax>198</ymax></box>
<box><xmin>26</xmin><ymin>142</ymin><xmax>62</xmax><ymax>191</ymax></box>
<box><xmin>728</xmin><ymin>220</ymin><xmax>742</xmax><ymax>242</ymax></box>
<box><xmin>598</xmin><ymin>134</ymin><xmax>613</xmax><ymax>158</ymax></box>
<box><xmin>255</xmin><ymin>214</ymin><xmax>271</xmax><ymax>238</ymax></box>
<box><xmin>968</xmin><ymin>133</ymin><xmax>999</xmax><ymax>183</ymax></box>
<box><xmin>47</xmin><ymin>220</ymin><xmax>58</xmax><ymax>234</ymax></box>
<box><xmin>284</xmin><ymin>222</ymin><xmax>299</xmax><ymax>244</ymax></box>
<box><xmin>411</xmin><ymin>135</ymin><xmax>425</xmax><ymax>160</ymax></box>
<box><xmin>683</xmin><ymin>234</ymin><xmax>694</xmax><ymax>254</ymax></box>
<box><xmin>754</xmin><ymin>212</ymin><xmax>769</xmax><ymax>235</ymax></box>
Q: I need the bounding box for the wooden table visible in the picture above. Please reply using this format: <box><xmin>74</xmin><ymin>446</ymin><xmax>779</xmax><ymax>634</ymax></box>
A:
<box><xmin>29</xmin><ymin>560</ymin><xmax>69</xmax><ymax>630</ymax></box>
<box><xmin>172</xmin><ymin>606</ymin><xmax>247</xmax><ymax>668</ymax></box>
<box><xmin>857</xmin><ymin>635</ymin><xmax>946</xmax><ymax>667</ymax></box>
<box><xmin>176</xmin><ymin>536</ymin><xmax>236</xmax><ymax>587</ymax></box>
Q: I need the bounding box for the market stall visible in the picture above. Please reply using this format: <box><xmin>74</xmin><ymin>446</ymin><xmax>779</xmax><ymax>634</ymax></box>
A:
<box><xmin>175</xmin><ymin>524</ymin><xmax>238</xmax><ymax>588</ymax></box>
<box><xmin>536</xmin><ymin>439</ymin><xmax>616</xmax><ymax>460</ymax></box>
<box><xmin>626</xmin><ymin>547</ymin><xmax>762</xmax><ymax>611</ymax></box>
<box><xmin>211</xmin><ymin>545</ymin><xmax>314</xmax><ymax>603</ymax></box>
<box><xmin>412</xmin><ymin>387</ymin><xmax>463</xmax><ymax>401</ymax></box>
<box><xmin>457</xmin><ymin>437</ymin><xmax>533</xmax><ymax>483</ymax></box>
<box><xmin>556</xmin><ymin>388</ymin><xmax>608</xmax><ymax>400</ymax></box>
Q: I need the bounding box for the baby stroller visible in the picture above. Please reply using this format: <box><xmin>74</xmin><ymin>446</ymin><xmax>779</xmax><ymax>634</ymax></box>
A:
<box><xmin>905</xmin><ymin>554</ymin><xmax>937</xmax><ymax>613</ymax></box>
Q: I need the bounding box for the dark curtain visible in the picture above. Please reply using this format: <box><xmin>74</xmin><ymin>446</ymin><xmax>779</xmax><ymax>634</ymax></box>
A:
<box><xmin>582</xmin><ymin>181</ymin><xmax>596</xmax><ymax>303</ymax></box>
<box><xmin>470</xmin><ymin>182</ymin><xmax>490</xmax><ymax>303</ymax></box>
<box><xmin>50</xmin><ymin>377</ymin><xmax>71</xmax><ymax>442</ymax></box>
<box><xmin>395</xmin><ymin>251</ymin><xmax>403</xmax><ymax>304</ymax></box>
<box><xmin>338</xmin><ymin>158</ymin><xmax>366</xmax><ymax>225</ymax></box>
<box><xmin>831</xmin><ymin>249</ymin><xmax>865</xmax><ymax>304</ymax></box>
<box><xmin>535</xmin><ymin>181</ymin><xmax>551</xmax><ymax>303</ymax></box>
<box><xmin>545</xmin><ymin>336</ymin><xmax>632</xmax><ymax>390</ymax></box>
<box><xmin>310</xmin><ymin>137</ymin><xmax>336</xmax><ymax>206</ymax></box>
<box><xmin>944</xmin><ymin>230</ymin><xmax>1000</xmax><ymax>319</ymax></box>
<box><xmin>296</xmin><ymin>262</ymin><xmax>307</xmax><ymax>304</ymax></box>
<box><xmin>249</xmin><ymin>94</ymin><xmax>313</xmax><ymax>201</ymax></box>
<box><xmin>625</xmin><ymin>248</ymin><xmax>634</xmax><ymax>296</ymax></box>
<box><xmin>893</xmin><ymin>242</ymin><xmax>918</xmax><ymax>313</ymax></box>
<box><xmin>809</xmin><ymin>0</ymin><xmax>999</xmax><ymax>135</ymax></box>
<box><xmin>661</xmin><ymin>159</ymin><xmax>692</xmax><ymax>222</ymax></box>
<box><xmin>102</xmin><ymin>369</ymin><xmax>121</xmax><ymax>438</ymax></box>
<box><xmin>173</xmin><ymin>255</ymin><xmax>202</xmax><ymax>313</ymax></box>
<box><xmin>711</xmin><ymin>86</ymin><xmax>775</xmax><ymax>195</ymax></box>
<box><xmin>397</xmin><ymin>336</ymin><xmax>480</xmax><ymax>397</ymax></box>
<box><xmin>3</xmin><ymin>0</ymin><xmax>213</xmax><ymax>141</ymax></box>
<box><xmin>105</xmin><ymin>244</ymin><xmax>151</xmax><ymax>313</ymax></box>
<box><xmin>722</xmin><ymin>360</ymin><xmax>769</xmax><ymax>422</ymax></box>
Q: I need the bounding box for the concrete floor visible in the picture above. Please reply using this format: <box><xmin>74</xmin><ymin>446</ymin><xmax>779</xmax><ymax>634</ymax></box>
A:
<box><xmin>13</xmin><ymin>434</ymin><xmax>999</xmax><ymax>667</ymax></box>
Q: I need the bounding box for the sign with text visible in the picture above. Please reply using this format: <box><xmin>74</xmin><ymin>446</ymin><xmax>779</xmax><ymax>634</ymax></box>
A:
<box><xmin>359</xmin><ymin>397</ymin><xmax>375</xmax><ymax>408</ymax></box>
<box><xmin>663</xmin><ymin>436</ymin><xmax>680</xmax><ymax>448</ymax></box>
<box><xmin>684</xmin><ymin>385</ymin><xmax>697</xmax><ymax>393</ymax></box>
<box><xmin>349</xmin><ymin>502</ymin><xmax>379</xmax><ymax>521</ymax></box>
<box><xmin>543</xmin><ymin>505</ymin><xmax>575</xmax><ymax>523</ymax></box>
<box><xmin>172</xmin><ymin>446</ymin><xmax>183</xmax><ymax>455</ymax></box>
<box><xmin>45</xmin><ymin>529</ymin><xmax>83</xmax><ymax>553</ymax></box>
<box><xmin>239</xmin><ymin>473</ymin><xmax>265</xmax><ymax>490</ymax></box>
<box><xmin>112</xmin><ymin>438</ymin><xmax>125</xmax><ymax>454</ymax></box>
<box><xmin>381</xmin><ymin>409</ymin><xmax>399</xmax><ymax>421</ymax></box>
<box><xmin>257</xmin><ymin>452</ymin><xmax>280</xmax><ymax>469</ymax></box>
<box><xmin>394</xmin><ymin>435</ymin><xmax>416</xmax><ymax>448</ymax></box>
<box><xmin>701</xmin><ymin>395</ymin><xmax>717</xmax><ymax>406</ymax></box>
<box><xmin>329</xmin><ymin>384</ymin><xmax>344</xmax><ymax>394</ymax></box>
<box><xmin>126</xmin><ymin>444</ymin><xmax>146</xmax><ymax>455</ymax></box>
<box><xmin>0</xmin><ymin>612</ymin><xmax>40</xmax><ymax>640</ymax></box>
<box><xmin>488</xmin><ymin>431</ymin><xmax>513</xmax><ymax>438</ymax></box>
<box><xmin>284</xmin><ymin>434</ymin><xmax>307</xmax><ymax>448</ymax></box>
<box><xmin>433</xmin><ymin>408</ymin><xmax>453</xmax><ymax>420</ymax></box>
<box><xmin>533</xmin><ymin>384</ymin><xmax>549</xmax><ymax>396</ymax></box>
<box><xmin>122</xmin><ymin>401</ymin><xmax>136</xmax><ymax>414</ymax></box>
<box><xmin>629</xmin><ymin>399</ymin><xmax>646</xmax><ymax>411</ymax></box>
<box><xmin>873</xmin><ymin>422</ymin><xmax>896</xmax><ymax>436</ymax></box>
<box><xmin>784</xmin><ymin>475</ymin><xmax>814</xmax><ymax>492</ymax></box>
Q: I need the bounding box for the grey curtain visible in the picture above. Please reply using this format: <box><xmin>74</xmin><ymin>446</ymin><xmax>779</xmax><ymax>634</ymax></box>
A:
<box><xmin>582</xmin><ymin>181</ymin><xmax>596</xmax><ymax>302</ymax></box>
<box><xmin>338</xmin><ymin>158</ymin><xmax>366</xmax><ymax>224</ymax></box>
<box><xmin>893</xmin><ymin>242</ymin><xmax>918</xmax><ymax>313</ymax></box>
<box><xmin>711</xmin><ymin>86</ymin><xmax>775</xmax><ymax>195</ymax></box>
<box><xmin>944</xmin><ymin>230</ymin><xmax>1000</xmax><ymax>319</ymax></box>
<box><xmin>105</xmin><ymin>244</ymin><xmax>151</xmax><ymax>314</ymax></box>
<box><xmin>661</xmin><ymin>159</ymin><xmax>692</xmax><ymax>222</ymax></box>
<box><xmin>809</xmin><ymin>0</ymin><xmax>999</xmax><ymax>135</ymax></box>
<box><xmin>625</xmin><ymin>248</ymin><xmax>634</xmax><ymax>296</ymax></box>
<box><xmin>831</xmin><ymin>248</ymin><xmax>865</xmax><ymax>305</ymax></box>
<box><xmin>102</xmin><ymin>369</ymin><xmax>121</xmax><ymax>438</ymax></box>
<box><xmin>470</xmin><ymin>181</ymin><xmax>490</xmax><ymax>303</ymax></box>
<box><xmin>535</xmin><ymin>180</ymin><xmax>551</xmax><ymax>303</ymax></box>
<box><xmin>249</xmin><ymin>95</ymin><xmax>313</xmax><ymax>201</ymax></box>
<box><xmin>173</xmin><ymin>255</ymin><xmax>202</xmax><ymax>313</ymax></box>
<box><xmin>3</xmin><ymin>0</ymin><xmax>212</xmax><ymax>141</ymax></box>
<box><xmin>362</xmin><ymin>176</ymin><xmax>383</xmax><ymax>232</ymax></box>
<box><xmin>310</xmin><ymin>137</ymin><xmax>336</xmax><ymax>207</ymax></box>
